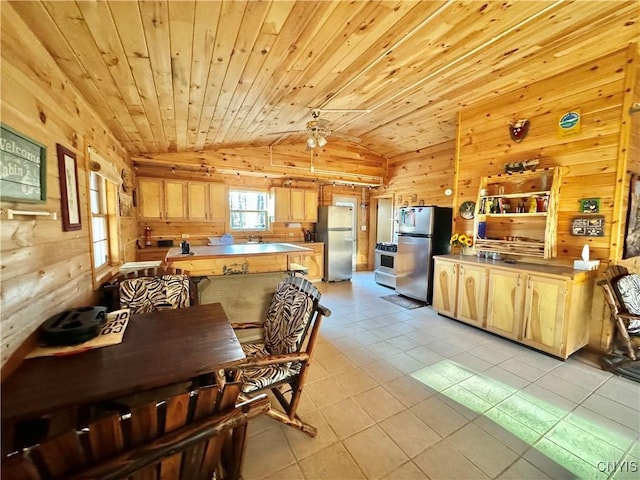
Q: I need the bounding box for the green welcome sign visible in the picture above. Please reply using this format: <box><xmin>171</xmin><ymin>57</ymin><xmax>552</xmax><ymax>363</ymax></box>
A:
<box><xmin>1</xmin><ymin>124</ymin><xmax>47</xmax><ymax>202</ymax></box>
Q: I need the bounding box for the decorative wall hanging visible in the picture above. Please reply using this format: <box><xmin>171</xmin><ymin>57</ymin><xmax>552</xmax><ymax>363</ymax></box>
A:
<box><xmin>504</xmin><ymin>158</ymin><xmax>539</xmax><ymax>173</ymax></box>
<box><xmin>571</xmin><ymin>216</ymin><xmax>604</xmax><ymax>237</ymax></box>
<box><xmin>56</xmin><ymin>143</ymin><xmax>82</xmax><ymax>231</ymax></box>
<box><xmin>0</xmin><ymin>124</ymin><xmax>46</xmax><ymax>202</ymax></box>
<box><xmin>580</xmin><ymin>198</ymin><xmax>600</xmax><ymax>214</ymax></box>
<box><xmin>557</xmin><ymin>109</ymin><xmax>581</xmax><ymax>138</ymax></box>
<box><xmin>508</xmin><ymin>118</ymin><xmax>529</xmax><ymax>143</ymax></box>
<box><xmin>623</xmin><ymin>173</ymin><xmax>640</xmax><ymax>258</ymax></box>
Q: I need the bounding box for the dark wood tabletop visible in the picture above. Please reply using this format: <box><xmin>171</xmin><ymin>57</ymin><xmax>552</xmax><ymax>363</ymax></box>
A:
<box><xmin>1</xmin><ymin>303</ymin><xmax>246</xmax><ymax>422</ymax></box>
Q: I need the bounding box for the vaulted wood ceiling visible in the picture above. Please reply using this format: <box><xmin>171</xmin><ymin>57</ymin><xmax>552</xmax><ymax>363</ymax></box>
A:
<box><xmin>9</xmin><ymin>1</ymin><xmax>640</xmax><ymax>162</ymax></box>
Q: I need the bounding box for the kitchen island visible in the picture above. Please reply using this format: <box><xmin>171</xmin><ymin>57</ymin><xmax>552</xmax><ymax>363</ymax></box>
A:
<box><xmin>165</xmin><ymin>242</ymin><xmax>312</xmax><ymax>276</ymax></box>
<box><xmin>165</xmin><ymin>243</ymin><xmax>315</xmax><ymax>333</ymax></box>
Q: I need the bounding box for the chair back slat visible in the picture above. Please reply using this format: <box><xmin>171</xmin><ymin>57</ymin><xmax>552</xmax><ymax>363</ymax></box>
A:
<box><xmin>2</xmin><ymin>384</ymin><xmax>269</xmax><ymax>480</ymax></box>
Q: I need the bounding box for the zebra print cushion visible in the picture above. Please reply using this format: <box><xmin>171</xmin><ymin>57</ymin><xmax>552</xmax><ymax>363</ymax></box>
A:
<box><xmin>239</xmin><ymin>342</ymin><xmax>302</xmax><ymax>393</ymax></box>
<box><xmin>615</xmin><ymin>274</ymin><xmax>640</xmax><ymax>334</ymax></box>
<box><xmin>119</xmin><ymin>274</ymin><xmax>190</xmax><ymax>314</ymax></box>
<box><xmin>263</xmin><ymin>281</ymin><xmax>314</xmax><ymax>355</ymax></box>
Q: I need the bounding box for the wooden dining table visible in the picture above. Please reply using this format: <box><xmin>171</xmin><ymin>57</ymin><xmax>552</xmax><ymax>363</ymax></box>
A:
<box><xmin>1</xmin><ymin>303</ymin><xmax>246</xmax><ymax>423</ymax></box>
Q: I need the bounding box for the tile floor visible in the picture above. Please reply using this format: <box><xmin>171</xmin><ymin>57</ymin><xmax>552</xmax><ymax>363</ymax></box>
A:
<box><xmin>242</xmin><ymin>272</ymin><xmax>640</xmax><ymax>480</ymax></box>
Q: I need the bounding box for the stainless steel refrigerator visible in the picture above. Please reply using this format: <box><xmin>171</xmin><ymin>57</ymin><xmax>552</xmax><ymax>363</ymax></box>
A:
<box><xmin>317</xmin><ymin>206</ymin><xmax>353</xmax><ymax>282</ymax></box>
<box><xmin>396</xmin><ymin>206</ymin><xmax>452</xmax><ymax>303</ymax></box>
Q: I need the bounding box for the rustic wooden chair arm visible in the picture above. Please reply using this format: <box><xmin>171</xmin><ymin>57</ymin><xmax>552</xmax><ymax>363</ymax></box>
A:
<box><xmin>67</xmin><ymin>394</ymin><xmax>270</xmax><ymax>480</ymax></box>
<box><xmin>240</xmin><ymin>352</ymin><xmax>310</xmax><ymax>368</ymax></box>
<box><xmin>618</xmin><ymin>312</ymin><xmax>640</xmax><ymax>321</ymax></box>
<box><xmin>230</xmin><ymin>321</ymin><xmax>265</xmax><ymax>330</ymax></box>
<box><xmin>317</xmin><ymin>304</ymin><xmax>331</xmax><ymax>317</ymax></box>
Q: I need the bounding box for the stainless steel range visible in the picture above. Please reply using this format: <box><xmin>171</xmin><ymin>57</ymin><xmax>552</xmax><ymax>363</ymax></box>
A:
<box><xmin>374</xmin><ymin>242</ymin><xmax>397</xmax><ymax>289</ymax></box>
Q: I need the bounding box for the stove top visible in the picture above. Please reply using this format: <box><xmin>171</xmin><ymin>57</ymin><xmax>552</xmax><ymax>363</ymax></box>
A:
<box><xmin>375</xmin><ymin>242</ymin><xmax>397</xmax><ymax>252</ymax></box>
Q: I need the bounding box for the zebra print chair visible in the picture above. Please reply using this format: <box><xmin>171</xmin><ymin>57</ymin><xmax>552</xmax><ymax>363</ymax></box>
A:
<box><xmin>230</xmin><ymin>276</ymin><xmax>331</xmax><ymax>437</ymax></box>
<box><xmin>103</xmin><ymin>266</ymin><xmax>198</xmax><ymax>314</ymax></box>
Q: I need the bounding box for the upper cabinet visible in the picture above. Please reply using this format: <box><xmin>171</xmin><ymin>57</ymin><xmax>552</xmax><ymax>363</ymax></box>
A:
<box><xmin>473</xmin><ymin>167</ymin><xmax>560</xmax><ymax>259</ymax></box>
<box><xmin>271</xmin><ymin>187</ymin><xmax>318</xmax><ymax>223</ymax></box>
<box><xmin>138</xmin><ymin>178</ymin><xmax>227</xmax><ymax>222</ymax></box>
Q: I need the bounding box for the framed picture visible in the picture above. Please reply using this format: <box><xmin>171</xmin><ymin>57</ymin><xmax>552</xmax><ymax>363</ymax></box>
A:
<box><xmin>624</xmin><ymin>174</ymin><xmax>640</xmax><ymax>258</ymax></box>
<box><xmin>580</xmin><ymin>198</ymin><xmax>600</xmax><ymax>214</ymax></box>
<box><xmin>56</xmin><ymin>144</ymin><xmax>81</xmax><ymax>231</ymax></box>
<box><xmin>0</xmin><ymin>124</ymin><xmax>47</xmax><ymax>202</ymax></box>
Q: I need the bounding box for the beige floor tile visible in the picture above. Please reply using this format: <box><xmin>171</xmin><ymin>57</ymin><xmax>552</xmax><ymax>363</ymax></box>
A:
<box><xmin>299</xmin><ymin>442</ymin><xmax>366</xmax><ymax>480</ymax></box>
<box><xmin>263</xmin><ymin>463</ymin><xmax>306</xmax><ymax>480</ymax></box>
<box><xmin>410</xmin><ymin>395</ymin><xmax>470</xmax><ymax>437</ymax></box>
<box><xmin>342</xmin><ymin>345</ymin><xmax>379</xmax><ymax>366</ymax></box>
<box><xmin>382</xmin><ymin>375</ymin><xmax>437</xmax><ymax>408</ymax></box>
<box><xmin>304</xmin><ymin>375</ymin><xmax>349</xmax><ymax>409</ymax></box>
<box><xmin>413</xmin><ymin>440</ymin><xmax>490</xmax><ymax>479</ymax></box>
<box><xmin>281</xmin><ymin>410</ymin><xmax>339</xmax><ymax>461</ymax></box>
<box><xmin>496</xmin><ymin>458</ymin><xmax>553</xmax><ymax>479</ymax></box>
<box><xmin>316</xmin><ymin>352</ymin><xmax>357</xmax><ymax>375</ymax></box>
<box><xmin>534</xmin><ymin>372</ymin><xmax>591</xmax><ymax>403</ymax></box>
<box><xmin>406</xmin><ymin>345</ymin><xmax>445</xmax><ymax>365</ymax></box>
<box><xmin>353</xmin><ymin>385</ymin><xmax>405</xmax><ymax>422</ymax></box>
<box><xmin>379</xmin><ymin>409</ymin><xmax>441</xmax><ymax>458</ymax></box>
<box><xmin>385</xmin><ymin>351</ymin><xmax>426</xmax><ymax>374</ymax></box>
<box><xmin>447</xmin><ymin>422</ymin><xmax>520</xmax><ymax>477</ymax></box>
<box><xmin>343</xmin><ymin>425</ymin><xmax>409</xmax><ymax>479</ymax></box>
<box><xmin>362</xmin><ymin>359</ymin><xmax>404</xmax><ymax>383</ymax></box>
<box><xmin>320</xmin><ymin>397</ymin><xmax>375</xmax><ymax>439</ymax></box>
<box><xmin>334</xmin><ymin>367</ymin><xmax>380</xmax><ymax>397</ymax></box>
<box><xmin>243</xmin><ymin>425</ymin><xmax>297</xmax><ymax>480</ymax></box>
<box><xmin>306</xmin><ymin>361</ymin><xmax>332</xmax><ymax>383</ymax></box>
<box><xmin>381</xmin><ymin>461</ymin><xmax>429</xmax><ymax>479</ymax></box>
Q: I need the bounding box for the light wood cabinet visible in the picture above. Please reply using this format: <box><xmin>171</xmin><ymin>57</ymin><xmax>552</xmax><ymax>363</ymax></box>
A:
<box><xmin>486</xmin><ymin>268</ymin><xmax>523</xmax><ymax>340</ymax></box>
<box><xmin>456</xmin><ymin>263</ymin><xmax>487</xmax><ymax>328</ymax></box>
<box><xmin>474</xmin><ymin>167</ymin><xmax>560</xmax><ymax>259</ymax></box>
<box><xmin>271</xmin><ymin>187</ymin><xmax>318</xmax><ymax>222</ymax></box>
<box><xmin>433</xmin><ymin>255</ymin><xmax>595</xmax><ymax>359</ymax></box>
<box><xmin>289</xmin><ymin>243</ymin><xmax>324</xmax><ymax>281</ymax></box>
<box><xmin>138</xmin><ymin>178</ymin><xmax>164</xmax><ymax>220</ymax></box>
<box><xmin>164</xmin><ymin>180</ymin><xmax>187</xmax><ymax>220</ymax></box>
<box><xmin>139</xmin><ymin>178</ymin><xmax>227</xmax><ymax>222</ymax></box>
<box><xmin>432</xmin><ymin>260</ymin><xmax>458</xmax><ymax>318</ymax></box>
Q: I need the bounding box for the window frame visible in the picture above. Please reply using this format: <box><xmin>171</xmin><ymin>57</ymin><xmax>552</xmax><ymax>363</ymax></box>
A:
<box><xmin>228</xmin><ymin>188</ymin><xmax>269</xmax><ymax>232</ymax></box>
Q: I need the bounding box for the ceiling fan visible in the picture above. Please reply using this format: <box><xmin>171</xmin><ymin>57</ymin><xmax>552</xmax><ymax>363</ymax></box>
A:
<box><xmin>268</xmin><ymin>109</ymin><xmax>363</xmax><ymax>150</ymax></box>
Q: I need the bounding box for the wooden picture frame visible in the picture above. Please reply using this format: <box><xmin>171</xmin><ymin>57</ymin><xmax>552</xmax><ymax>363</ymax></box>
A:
<box><xmin>0</xmin><ymin>123</ymin><xmax>47</xmax><ymax>202</ymax></box>
<box><xmin>56</xmin><ymin>144</ymin><xmax>81</xmax><ymax>231</ymax></box>
<box><xmin>624</xmin><ymin>174</ymin><xmax>640</xmax><ymax>258</ymax></box>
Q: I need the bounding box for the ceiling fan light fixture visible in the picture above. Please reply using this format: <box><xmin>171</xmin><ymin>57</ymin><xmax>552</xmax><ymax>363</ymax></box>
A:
<box><xmin>306</xmin><ymin>136</ymin><xmax>317</xmax><ymax>149</ymax></box>
<box><xmin>317</xmin><ymin>135</ymin><xmax>327</xmax><ymax>147</ymax></box>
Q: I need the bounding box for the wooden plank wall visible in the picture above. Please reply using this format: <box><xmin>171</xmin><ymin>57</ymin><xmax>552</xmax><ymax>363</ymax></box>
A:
<box><xmin>0</xmin><ymin>4</ymin><xmax>135</xmax><ymax>375</ymax></box>
<box><xmin>456</xmin><ymin>46</ymin><xmax>637</xmax><ymax>265</ymax></box>
<box><xmin>456</xmin><ymin>45</ymin><xmax>639</xmax><ymax>351</ymax></box>
<box><xmin>380</xmin><ymin>140</ymin><xmax>457</xmax><ymax>212</ymax></box>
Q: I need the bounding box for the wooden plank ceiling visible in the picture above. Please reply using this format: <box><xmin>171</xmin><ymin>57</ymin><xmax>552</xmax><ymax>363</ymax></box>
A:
<box><xmin>9</xmin><ymin>1</ymin><xmax>640</xmax><ymax>166</ymax></box>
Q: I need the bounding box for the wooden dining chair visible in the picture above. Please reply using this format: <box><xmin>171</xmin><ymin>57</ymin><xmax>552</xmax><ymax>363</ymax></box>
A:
<box><xmin>599</xmin><ymin>265</ymin><xmax>640</xmax><ymax>361</ymax></box>
<box><xmin>230</xmin><ymin>276</ymin><xmax>331</xmax><ymax>437</ymax></box>
<box><xmin>1</xmin><ymin>382</ymin><xmax>269</xmax><ymax>480</ymax></box>
<box><xmin>103</xmin><ymin>266</ymin><xmax>198</xmax><ymax>314</ymax></box>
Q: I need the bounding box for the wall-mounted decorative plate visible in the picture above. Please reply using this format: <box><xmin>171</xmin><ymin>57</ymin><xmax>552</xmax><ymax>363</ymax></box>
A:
<box><xmin>459</xmin><ymin>201</ymin><xmax>475</xmax><ymax>219</ymax></box>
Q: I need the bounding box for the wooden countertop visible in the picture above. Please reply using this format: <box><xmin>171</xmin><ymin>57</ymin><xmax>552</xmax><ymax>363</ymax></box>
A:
<box><xmin>434</xmin><ymin>254</ymin><xmax>597</xmax><ymax>279</ymax></box>
<box><xmin>166</xmin><ymin>242</ymin><xmax>312</xmax><ymax>261</ymax></box>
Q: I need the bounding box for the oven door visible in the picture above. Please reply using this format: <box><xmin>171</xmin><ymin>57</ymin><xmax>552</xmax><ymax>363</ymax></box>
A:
<box><xmin>375</xmin><ymin>250</ymin><xmax>396</xmax><ymax>288</ymax></box>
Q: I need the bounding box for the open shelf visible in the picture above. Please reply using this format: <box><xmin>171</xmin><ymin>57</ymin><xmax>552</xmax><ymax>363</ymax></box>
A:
<box><xmin>474</xmin><ymin>167</ymin><xmax>560</xmax><ymax>259</ymax></box>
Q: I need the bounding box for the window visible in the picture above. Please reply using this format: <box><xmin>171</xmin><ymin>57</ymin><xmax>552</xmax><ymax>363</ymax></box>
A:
<box><xmin>229</xmin><ymin>190</ymin><xmax>268</xmax><ymax>230</ymax></box>
<box><xmin>90</xmin><ymin>172</ymin><xmax>109</xmax><ymax>269</ymax></box>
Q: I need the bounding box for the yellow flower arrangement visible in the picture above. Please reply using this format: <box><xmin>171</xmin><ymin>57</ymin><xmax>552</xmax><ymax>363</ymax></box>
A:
<box><xmin>450</xmin><ymin>233</ymin><xmax>473</xmax><ymax>253</ymax></box>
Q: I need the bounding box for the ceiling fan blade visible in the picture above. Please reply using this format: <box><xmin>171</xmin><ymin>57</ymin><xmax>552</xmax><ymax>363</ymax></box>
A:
<box><xmin>316</xmin><ymin>118</ymin><xmax>330</xmax><ymax>129</ymax></box>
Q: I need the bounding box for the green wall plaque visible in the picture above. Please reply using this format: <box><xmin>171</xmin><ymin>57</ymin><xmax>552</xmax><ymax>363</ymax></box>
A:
<box><xmin>1</xmin><ymin>124</ymin><xmax>47</xmax><ymax>202</ymax></box>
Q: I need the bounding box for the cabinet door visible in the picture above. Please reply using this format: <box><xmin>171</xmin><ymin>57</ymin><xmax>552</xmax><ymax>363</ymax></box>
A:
<box><xmin>486</xmin><ymin>269</ymin><xmax>524</xmax><ymax>340</ymax></box>
<box><xmin>304</xmin><ymin>190</ymin><xmax>318</xmax><ymax>222</ymax></box>
<box><xmin>289</xmin><ymin>189</ymin><xmax>305</xmax><ymax>221</ymax></box>
<box><xmin>187</xmin><ymin>182</ymin><xmax>210</xmax><ymax>221</ymax></box>
<box><xmin>522</xmin><ymin>274</ymin><xmax>567</xmax><ymax>356</ymax></box>
<box><xmin>164</xmin><ymin>180</ymin><xmax>187</xmax><ymax>220</ymax></box>
<box><xmin>272</xmin><ymin>187</ymin><xmax>291</xmax><ymax>222</ymax></box>
<box><xmin>209</xmin><ymin>183</ymin><xmax>227</xmax><ymax>222</ymax></box>
<box><xmin>456</xmin><ymin>264</ymin><xmax>487</xmax><ymax>327</ymax></box>
<box><xmin>289</xmin><ymin>243</ymin><xmax>324</xmax><ymax>281</ymax></box>
<box><xmin>138</xmin><ymin>178</ymin><xmax>164</xmax><ymax>220</ymax></box>
<box><xmin>432</xmin><ymin>260</ymin><xmax>458</xmax><ymax>318</ymax></box>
